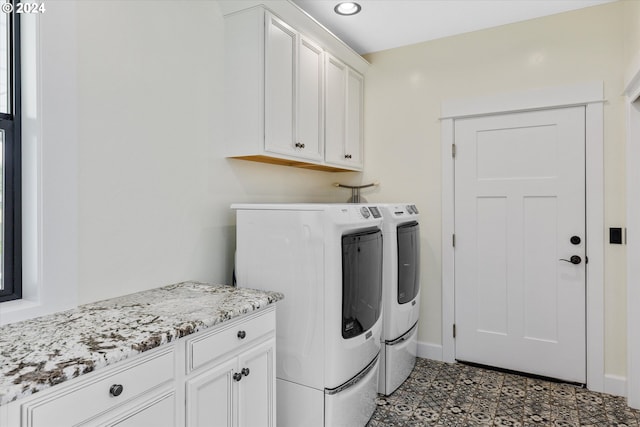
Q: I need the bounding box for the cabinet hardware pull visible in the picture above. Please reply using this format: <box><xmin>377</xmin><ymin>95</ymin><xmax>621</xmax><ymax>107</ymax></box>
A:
<box><xmin>109</xmin><ymin>384</ymin><xmax>124</xmax><ymax>397</ymax></box>
<box><xmin>344</xmin><ymin>154</ymin><xmax>352</xmax><ymax>159</ymax></box>
<box><xmin>241</xmin><ymin>367</ymin><xmax>250</xmax><ymax>377</ymax></box>
<box><xmin>233</xmin><ymin>372</ymin><xmax>243</xmax><ymax>382</ymax></box>
<box><xmin>237</xmin><ymin>330</ymin><xmax>246</xmax><ymax>339</ymax></box>
<box><xmin>295</xmin><ymin>142</ymin><xmax>306</xmax><ymax>149</ymax></box>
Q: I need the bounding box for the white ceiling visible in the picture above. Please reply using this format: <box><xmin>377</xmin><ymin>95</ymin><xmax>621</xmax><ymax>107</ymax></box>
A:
<box><xmin>291</xmin><ymin>0</ymin><xmax>617</xmax><ymax>55</ymax></box>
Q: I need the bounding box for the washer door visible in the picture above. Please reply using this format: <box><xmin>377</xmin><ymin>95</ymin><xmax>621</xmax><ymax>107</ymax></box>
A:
<box><xmin>341</xmin><ymin>228</ymin><xmax>383</xmax><ymax>338</ymax></box>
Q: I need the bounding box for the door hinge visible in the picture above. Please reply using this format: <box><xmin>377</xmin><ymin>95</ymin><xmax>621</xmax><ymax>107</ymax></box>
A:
<box><xmin>452</xmin><ymin>144</ymin><xmax>456</xmax><ymax>158</ymax></box>
<box><xmin>452</xmin><ymin>234</ymin><xmax>456</xmax><ymax>247</ymax></box>
<box><xmin>453</xmin><ymin>324</ymin><xmax>456</xmax><ymax>338</ymax></box>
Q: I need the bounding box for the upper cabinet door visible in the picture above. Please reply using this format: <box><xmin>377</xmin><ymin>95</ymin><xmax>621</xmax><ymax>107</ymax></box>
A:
<box><xmin>345</xmin><ymin>68</ymin><xmax>364</xmax><ymax>168</ymax></box>
<box><xmin>297</xmin><ymin>36</ymin><xmax>324</xmax><ymax>161</ymax></box>
<box><xmin>264</xmin><ymin>14</ymin><xmax>296</xmax><ymax>156</ymax></box>
<box><xmin>324</xmin><ymin>54</ymin><xmax>347</xmax><ymax>165</ymax></box>
<box><xmin>324</xmin><ymin>54</ymin><xmax>364</xmax><ymax>170</ymax></box>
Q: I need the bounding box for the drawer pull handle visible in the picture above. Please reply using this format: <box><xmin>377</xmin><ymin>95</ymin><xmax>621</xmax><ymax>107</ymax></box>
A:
<box><xmin>241</xmin><ymin>367</ymin><xmax>250</xmax><ymax>377</ymax></box>
<box><xmin>109</xmin><ymin>384</ymin><xmax>124</xmax><ymax>397</ymax></box>
<box><xmin>233</xmin><ymin>372</ymin><xmax>243</xmax><ymax>382</ymax></box>
<box><xmin>237</xmin><ymin>330</ymin><xmax>246</xmax><ymax>339</ymax></box>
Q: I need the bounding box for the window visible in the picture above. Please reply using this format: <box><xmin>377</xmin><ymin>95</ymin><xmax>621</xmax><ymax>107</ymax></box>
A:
<box><xmin>0</xmin><ymin>7</ymin><xmax>21</xmax><ymax>302</ymax></box>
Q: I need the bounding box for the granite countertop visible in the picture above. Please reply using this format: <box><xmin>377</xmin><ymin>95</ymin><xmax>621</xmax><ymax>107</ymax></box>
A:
<box><xmin>0</xmin><ymin>281</ymin><xmax>283</xmax><ymax>406</ymax></box>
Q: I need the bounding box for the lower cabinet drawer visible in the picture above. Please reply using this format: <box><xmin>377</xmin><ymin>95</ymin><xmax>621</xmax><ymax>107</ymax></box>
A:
<box><xmin>187</xmin><ymin>308</ymin><xmax>275</xmax><ymax>372</ymax></box>
<box><xmin>21</xmin><ymin>347</ymin><xmax>174</xmax><ymax>427</ymax></box>
<box><xmin>87</xmin><ymin>389</ymin><xmax>176</xmax><ymax>427</ymax></box>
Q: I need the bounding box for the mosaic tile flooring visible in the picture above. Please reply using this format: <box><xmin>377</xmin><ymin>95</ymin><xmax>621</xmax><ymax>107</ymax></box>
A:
<box><xmin>368</xmin><ymin>358</ymin><xmax>640</xmax><ymax>426</ymax></box>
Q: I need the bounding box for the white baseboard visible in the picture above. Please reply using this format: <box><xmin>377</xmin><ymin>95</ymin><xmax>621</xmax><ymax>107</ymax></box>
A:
<box><xmin>417</xmin><ymin>341</ymin><xmax>443</xmax><ymax>361</ymax></box>
<box><xmin>415</xmin><ymin>341</ymin><xmax>626</xmax><ymax>399</ymax></box>
<box><xmin>604</xmin><ymin>374</ymin><xmax>627</xmax><ymax>397</ymax></box>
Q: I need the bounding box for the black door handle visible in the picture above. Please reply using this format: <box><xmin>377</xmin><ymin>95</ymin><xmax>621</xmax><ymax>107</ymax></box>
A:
<box><xmin>559</xmin><ymin>255</ymin><xmax>582</xmax><ymax>265</ymax></box>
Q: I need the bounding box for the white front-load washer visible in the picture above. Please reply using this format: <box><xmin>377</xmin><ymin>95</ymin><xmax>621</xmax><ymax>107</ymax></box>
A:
<box><xmin>232</xmin><ymin>203</ymin><xmax>384</xmax><ymax>427</ymax></box>
<box><xmin>375</xmin><ymin>203</ymin><xmax>421</xmax><ymax>395</ymax></box>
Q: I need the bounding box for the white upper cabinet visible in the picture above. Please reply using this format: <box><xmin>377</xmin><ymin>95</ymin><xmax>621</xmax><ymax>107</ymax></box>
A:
<box><xmin>264</xmin><ymin>14</ymin><xmax>323</xmax><ymax>161</ymax></box>
<box><xmin>223</xmin><ymin>3</ymin><xmax>368</xmax><ymax>172</ymax></box>
<box><xmin>325</xmin><ymin>54</ymin><xmax>364</xmax><ymax>169</ymax></box>
<box><xmin>345</xmin><ymin>69</ymin><xmax>364</xmax><ymax>167</ymax></box>
<box><xmin>296</xmin><ymin>36</ymin><xmax>324</xmax><ymax>161</ymax></box>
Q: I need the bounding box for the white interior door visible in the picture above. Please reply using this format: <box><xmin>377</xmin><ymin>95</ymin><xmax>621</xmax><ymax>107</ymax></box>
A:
<box><xmin>454</xmin><ymin>106</ymin><xmax>586</xmax><ymax>383</ymax></box>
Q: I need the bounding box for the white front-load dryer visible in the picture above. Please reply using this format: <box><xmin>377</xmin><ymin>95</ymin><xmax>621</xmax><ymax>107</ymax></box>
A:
<box><xmin>232</xmin><ymin>203</ymin><xmax>384</xmax><ymax>427</ymax></box>
<box><xmin>375</xmin><ymin>203</ymin><xmax>421</xmax><ymax>395</ymax></box>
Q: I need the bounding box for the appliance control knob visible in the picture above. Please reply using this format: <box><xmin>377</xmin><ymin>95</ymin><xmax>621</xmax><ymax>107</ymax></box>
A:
<box><xmin>411</xmin><ymin>205</ymin><xmax>419</xmax><ymax>214</ymax></box>
<box><xmin>360</xmin><ymin>207</ymin><xmax>370</xmax><ymax>218</ymax></box>
<box><xmin>406</xmin><ymin>205</ymin><xmax>414</xmax><ymax>214</ymax></box>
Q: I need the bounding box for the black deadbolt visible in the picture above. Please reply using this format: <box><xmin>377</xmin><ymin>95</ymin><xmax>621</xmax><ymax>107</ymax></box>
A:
<box><xmin>570</xmin><ymin>236</ymin><xmax>581</xmax><ymax>245</ymax></box>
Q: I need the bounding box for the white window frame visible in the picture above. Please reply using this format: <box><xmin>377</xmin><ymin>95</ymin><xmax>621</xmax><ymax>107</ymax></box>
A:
<box><xmin>0</xmin><ymin>4</ymin><xmax>78</xmax><ymax>325</ymax></box>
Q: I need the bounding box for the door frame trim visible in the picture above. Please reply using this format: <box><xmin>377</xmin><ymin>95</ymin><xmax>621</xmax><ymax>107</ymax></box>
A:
<box><xmin>625</xmin><ymin>56</ymin><xmax>640</xmax><ymax>409</ymax></box>
<box><xmin>441</xmin><ymin>81</ymin><xmax>605</xmax><ymax>393</ymax></box>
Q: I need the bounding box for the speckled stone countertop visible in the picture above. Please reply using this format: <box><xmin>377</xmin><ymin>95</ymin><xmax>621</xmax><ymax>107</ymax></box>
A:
<box><xmin>0</xmin><ymin>281</ymin><xmax>283</xmax><ymax>406</ymax></box>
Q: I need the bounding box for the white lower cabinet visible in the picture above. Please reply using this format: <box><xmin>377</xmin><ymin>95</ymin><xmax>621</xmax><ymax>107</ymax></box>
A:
<box><xmin>5</xmin><ymin>307</ymin><xmax>276</xmax><ymax>427</ymax></box>
<box><xmin>186</xmin><ymin>339</ymin><xmax>275</xmax><ymax>427</ymax></box>
<box><xmin>18</xmin><ymin>347</ymin><xmax>175</xmax><ymax>427</ymax></box>
<box><xmin>94</xmin><ymin>389</ymin><xmax>176</xmax><ymax>427</ymax></box>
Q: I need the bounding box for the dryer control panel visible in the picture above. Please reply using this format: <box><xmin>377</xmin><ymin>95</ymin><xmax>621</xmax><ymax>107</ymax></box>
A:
<box><xmin>389</xmin><ymin>204</ymin><xmax>419</xmax><ymax>218</ymax></box>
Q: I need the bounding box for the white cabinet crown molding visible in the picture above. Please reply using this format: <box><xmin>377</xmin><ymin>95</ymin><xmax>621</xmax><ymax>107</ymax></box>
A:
<box><xmin>218</xmin><ymin>0</ymin><xmax>369</xmax><ymax>75</ymax></box>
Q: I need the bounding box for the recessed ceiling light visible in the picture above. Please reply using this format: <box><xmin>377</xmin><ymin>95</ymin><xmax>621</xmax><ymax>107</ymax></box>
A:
<box><xmin>334</xmin><ymin>2</ymin><xmax>361</xmax><ymax>16</ymax></box>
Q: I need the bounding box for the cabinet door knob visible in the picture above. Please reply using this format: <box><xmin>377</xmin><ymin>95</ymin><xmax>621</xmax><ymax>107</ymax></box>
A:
<box><xmin>237</xmin><ymin>330</ymin><xmax>246</xmax><ymax>339</ymax></box>
<box><xmin>344</xmin><ymin>154</ymin><xmax>352</xmax><ymax>159</ymax></box>
<box><xmin>233</xmin><ymin>372</ymin><xmax>243</xmax><ymax>382</ymax></box>
<box><xmin>109</xmin><ymin>384</ymin><xmax>124</xmax><ymax>397</ymax></box>
<box><xmin>241</xmin><ymin>367</ymin><xmax>250</xmax><ymax>377</ymax></box>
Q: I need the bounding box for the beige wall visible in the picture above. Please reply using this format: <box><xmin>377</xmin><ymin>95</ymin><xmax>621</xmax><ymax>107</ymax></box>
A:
<box><xmin>54</xmin><ymin>0</ymin><xmax>635</xmax><ymax>379</ymax></box>
<box><xmin>362</xmin><ymin>2</ymin><xmax>628</xmax><ymax>376</ymax></box>
<box><xmin>624</xmin><ymin>0</ymin><xmax>640</xmax><ymax>70</ymax></box>
<box><xmin>75</xmin><ymin>1</ymin><xmax>355</xmax><ymax>304</ymax></box>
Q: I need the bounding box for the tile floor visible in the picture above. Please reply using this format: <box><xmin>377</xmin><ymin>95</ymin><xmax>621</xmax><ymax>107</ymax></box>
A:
<box><xmin>368</xmin><ymin>358</ymin><xmax>640</xmax><ymax>426</ymax></box>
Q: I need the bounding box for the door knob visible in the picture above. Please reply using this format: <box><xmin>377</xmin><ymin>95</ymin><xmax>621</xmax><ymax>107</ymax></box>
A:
<box><xmin>570</xmin><ymin>236</ymin><xmax>581</xmax><ymax>245</ymax></box>
<box><xmin>559</xmin><ymin>255</ymin><xmax>582</xmax><ymax>265</ymax></box>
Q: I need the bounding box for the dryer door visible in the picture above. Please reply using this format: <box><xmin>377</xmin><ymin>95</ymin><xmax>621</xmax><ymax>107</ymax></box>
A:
<box><xmin>397</xmin><ymin>221</ymin><xmax>420</xmax><ymax>304</ymax></box>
